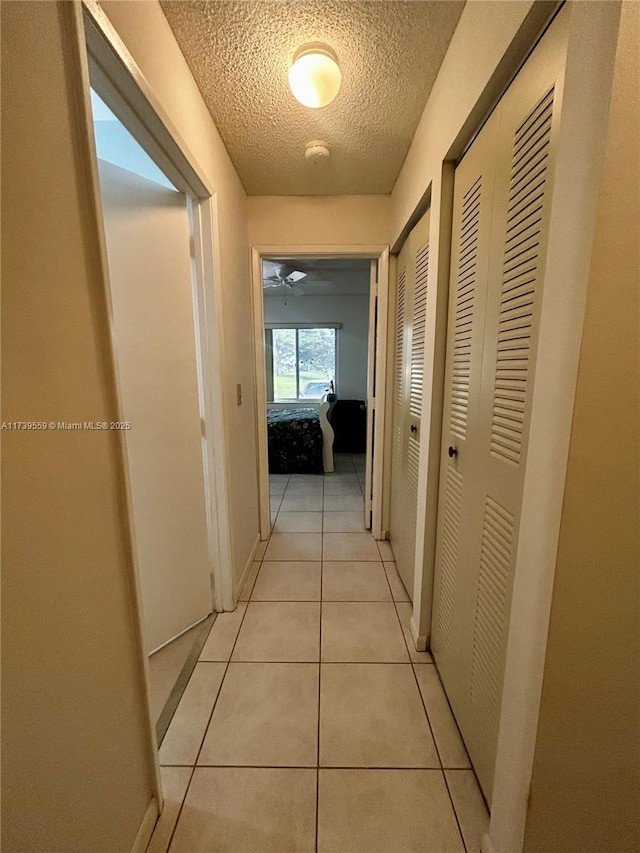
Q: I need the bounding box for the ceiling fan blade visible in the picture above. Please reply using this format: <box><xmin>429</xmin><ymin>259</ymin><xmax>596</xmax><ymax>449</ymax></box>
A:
<box><xmin>263</xmin><ymin>260</ymin><xmax>283</xmax><ymax>278</ymax></box>
<box><xmin>285</xmin><ymin>270</ymin><xmax>307</xmax><ymax>283</ymax></box>
<box><xmin>263</xmin><ymin>281</ymin><xmax>284</xmax><ymax>288</ymax></box>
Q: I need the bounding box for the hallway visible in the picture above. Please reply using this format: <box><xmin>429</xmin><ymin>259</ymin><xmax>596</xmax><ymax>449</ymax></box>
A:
<box><xmin>149</xmin><ymin>456</ymin><xmax>488</xmax><ymax>852</ymax></box>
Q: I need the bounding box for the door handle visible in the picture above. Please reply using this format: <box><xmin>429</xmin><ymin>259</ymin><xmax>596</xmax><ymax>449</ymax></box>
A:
<box><xmin>448</xmin><ymin>445</ymin><xmax>458</xmax><ymax>458</ymax></box>
<box><xmin>410</xmin><ymin>424</ymin><xmax>417</xmax><ymax>434</ymax></box>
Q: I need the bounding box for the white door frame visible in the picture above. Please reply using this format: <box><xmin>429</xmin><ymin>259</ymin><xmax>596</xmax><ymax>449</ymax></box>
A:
<box><xmin>363</xmin><ymin>258</ymin><xmax>380</xmax><ymax>530</ymax></box>
<box><xmin>251</xmin><ymin>245</ymin><xmax>390</xmax><ymax>541</ymax></box>
<box><xmin>71</xmin><ymin>0</ymin><xmax>236</xmax><ymax>817</ymax></box>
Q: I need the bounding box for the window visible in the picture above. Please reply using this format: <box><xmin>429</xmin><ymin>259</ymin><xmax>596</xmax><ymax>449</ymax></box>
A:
<box><xmin>265</xmin><ymin>324</ymin><xmax>338</xmax><ymax>401</ymax></box>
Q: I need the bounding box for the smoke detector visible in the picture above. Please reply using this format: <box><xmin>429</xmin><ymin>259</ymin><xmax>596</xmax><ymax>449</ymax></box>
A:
<box><xmin>305</xmin><ymin>140</ymin><xmax>330</xmax><ymax>164</ymax></box>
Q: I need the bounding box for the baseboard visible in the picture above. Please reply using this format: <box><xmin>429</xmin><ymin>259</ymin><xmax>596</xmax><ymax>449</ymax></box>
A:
<box><xmin>480</xmin><ymin>832</ymin><xmax>498</xmax><ymax>853</ymax></box>
<box><xmin>149</xmin><ymin>612</ymin><xmax>210</xmax><ymax>656</ymax></box>
<box><xmin>409</xmin><ymin>615</ymin><xmax>428</xmax><ymax>652</ymax></box>
<box><xmin>131</xmin><ymin>797</ymin><xmax>159</xmax><ymax>853</ymax></box>
<box><xmin>233</xmin><ymin>533</ymin><xmax>260</xmax><ymax>603</ymax></box>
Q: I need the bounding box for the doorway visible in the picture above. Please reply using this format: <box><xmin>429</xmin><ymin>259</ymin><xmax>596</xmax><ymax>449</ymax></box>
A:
<box><xmin>251</xmin><ymin>247</ymin><xmax>390</xmax><ymax>543</ymax></box>
<box><xmin>91</xmin><ymin>88</ymin><xmax>213</xmax><ymax>694</ymax></box>
<box><xmin>389</xmin><ymin>208</ymin><xmax>432</xmax><ymax>599</ymax></box>
<box><xmin>82</xmin><ymin>2</ymin><xmax>233</xmax><ymax>761</ymax></box>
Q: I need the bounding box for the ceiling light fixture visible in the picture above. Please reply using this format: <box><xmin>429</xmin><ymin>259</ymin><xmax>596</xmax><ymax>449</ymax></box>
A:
<box><xmin>288</xmin><ymin>43</ymin><xmax>341</xmax><ymax>109</ymax></box>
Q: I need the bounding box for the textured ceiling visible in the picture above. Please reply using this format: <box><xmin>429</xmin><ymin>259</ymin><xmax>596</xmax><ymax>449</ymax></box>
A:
<box><xmin>160</xmin><ymin>1</ymin><xmax>465</xmax><ymax>195</ymax></box>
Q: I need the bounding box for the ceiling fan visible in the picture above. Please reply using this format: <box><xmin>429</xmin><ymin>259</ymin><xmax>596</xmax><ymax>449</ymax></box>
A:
<box><xmin>263</xmin><ymin>261</ymin><xmax>308</xmax><ymax>295</ymax></box>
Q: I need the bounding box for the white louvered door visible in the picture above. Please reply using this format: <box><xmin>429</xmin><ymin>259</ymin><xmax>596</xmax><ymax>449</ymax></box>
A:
<box><xmin>431</xmin><ymin>12</ymin><xmax>566</xmax><ymax>803</ymax></box>
<box><xmin>401</xmin><ymin>214</ymin><xmax>431</xmax><ymax>594</ymax></box>
<box><xmin>389</xmin><ymin>210</ymin><xmax>431</xmax><ymax>597</ymax></box>
<box><xmin>389</xmin><ymin>242</ymin><xmax>410</xmax><ymax>584</ymax></box>
<box><xmin>431</xmin><ymin>117</ymin><xmax>498</xmax><ymax>690</ymax></box>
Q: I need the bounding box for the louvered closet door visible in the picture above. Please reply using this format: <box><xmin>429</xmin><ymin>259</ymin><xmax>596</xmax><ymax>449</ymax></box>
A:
<box><xmin>431</xmin><ymin>113</ymin><xmax>498</xmax><ymax>701</ymax></box>
<box><xmin>399</xmin><ymin>212</ymin><xmax>431</xmax><ymax>594</ymax></box>
<box><xmin>389</xmin><ymin>210</ymin><xmax>431</xmax><ymax>597</ymax></box>
<box><xmin>389</xmin><ymin>241</ymin><xmax>410</xmax><ymax>584</ymax></box>
<box><xmin>431</xmin><ymin>10</ymin><xmax>566</xmax><ymax>804</ymax></box>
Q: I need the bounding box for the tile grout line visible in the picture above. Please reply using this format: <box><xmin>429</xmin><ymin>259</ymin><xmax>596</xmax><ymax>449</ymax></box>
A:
<box><xmin>166</xmin><ymin>467</ymin><xmax>332</xmax><ymax>849</ymax></box>
<box><xmin>429</xmin><ymin>653</ymin><xmax>491</xmax><ymax>827</ymax></box>
<box><xmin>173</xmin><ymin>461</ymin><xmax>447</xmax><ymax>850</ymax></box>
<box><xmin>162</xmin><ymin>763</ymin><xmax>445</xmax><ymax>770</ymax></box>
<box><xmin>162</xmin><ymin>521</ymin><xmax>272</xmax><ymax>849</ymax></box>
<box><xmin>164</xmin><ymin>555</ymin><xmax>260</xmax><ymax>853</ymax></box>
<box><xmin>441</xmin><ymin>767</ymin><xmax>471</xmax><ymax>853</ymax></box>
<box><xmin>250</xmin><ymin>598</ymin><xmax>397</xmax><ymax>603</ymax></box>
<box><xmin>191</xmin><ymin>660</ymin><xmax>421</xmax><ymax>666</ymax></box>
<box><xmin>315</xmin><ymin>471</ymin><xmax>325</xmax><ymax>853</ymax></box>
<box><xmin>382</xmin><ymin>566</ymin><xmax>448</xmax><ymax>771</ymax></box>
<box><xmin>389</xmin><ymin>590</ymin><xmax>471</xmax><ymax>849</ymax></box>
<box><xmin>162</xmin><ymin>545</ymin><xmax>268</xmax><ymax>849</ymax></box>
<box><xmin>257</xmin><ymin>557</ymin><xmax>383</xmax><ymax>563</ymax></box>
<box><xmin>384</xmin><ymin>574</ymin><xmax>470</xmax><ymax>853</ymax></box>
<box><xmin>163</xmin><ymin>766</ymin><xmax>196</xmax><ymax>853</ymax></box>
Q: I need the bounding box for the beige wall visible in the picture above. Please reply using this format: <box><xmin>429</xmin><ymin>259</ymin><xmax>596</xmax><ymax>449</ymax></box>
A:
<box><xmin>247</xmin><ymin>195</ymin><xmax>392</xmax><ymax>247</ymax></box>
<box><xmin>523</xmin><ymin>6</ymin><xmax>640</xmax><ymax>851</ymax></box>
<box><xmin>100</xmin><ymin>0</ymin><xmax>259</xmax><ymax>586</ymax></box>
<box><xmin>1</xmin><ymin>3</ymin><xmax>155</xmax><ymax>850</ymax></box>
<box><xmin>391</xmin><ymin>0</ymin><xmax>541</xmax><ymax>242</ymax></box>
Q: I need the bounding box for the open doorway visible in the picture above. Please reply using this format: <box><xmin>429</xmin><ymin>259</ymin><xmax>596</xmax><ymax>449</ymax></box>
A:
<box><xmin>251</xmin><ymin>248</ymin><xmax>390</xmax><ymax>542</ymax></box>
<box><xmin>81</xmin><ymin>4</ymin><xmax>234</xmax><ymax>777</ymax></box>
<box><xmin>264</xmin><ymin>258</ymin><xmax>370</xmax><ymax>531</ymax></box>
<box><xmin>89</xmin><ymin>86</ymin><xmax>215</xmax><ymax>737</ymax></box>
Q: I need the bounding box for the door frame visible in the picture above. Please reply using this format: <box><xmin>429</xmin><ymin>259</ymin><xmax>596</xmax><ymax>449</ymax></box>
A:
<box><xmin>80</xmin><ymin>1</ymin><xmax>234</xmax><ymax>613</ymax></box>
<box><xmin>251</xmin><ymin>245</ymin><xmax>390</xmax><ymax>540</ymax></box>
<box><xmin>72</xmin><ymin>0</ymin><xmax>236</xmax><ymax>818</ymax></box>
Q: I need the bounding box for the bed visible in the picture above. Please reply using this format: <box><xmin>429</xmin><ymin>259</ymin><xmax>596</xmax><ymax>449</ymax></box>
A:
<box><xmin>267</xmin><ymin>401</ymin><xmax>334</xmax><ymax>474</ymax></box>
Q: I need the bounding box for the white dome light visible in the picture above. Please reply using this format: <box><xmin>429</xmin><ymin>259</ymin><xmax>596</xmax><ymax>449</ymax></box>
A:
<box><xmin>288</xmin><ymin>43</ymin><xmax>341</xmax><ymax>109</ymax></box>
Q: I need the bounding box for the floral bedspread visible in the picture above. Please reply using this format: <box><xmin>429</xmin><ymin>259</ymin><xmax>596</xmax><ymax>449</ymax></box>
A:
<box><xmin>267</xmin><ymin>407</ymin><xmax>324</xmax><ymax>474</ymax></box>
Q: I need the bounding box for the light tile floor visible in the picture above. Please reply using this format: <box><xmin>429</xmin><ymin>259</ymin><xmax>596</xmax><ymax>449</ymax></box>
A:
<box><xmin>150</xmin><ymin>455</ymin><xmax>489</xmax><ymax>852</ymax></box>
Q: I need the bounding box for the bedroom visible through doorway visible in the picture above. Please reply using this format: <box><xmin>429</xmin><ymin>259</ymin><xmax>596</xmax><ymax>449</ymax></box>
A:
<box><xmin>263</xmin><ymin>258</ymin><xmax>371</xmax><ymax>528</ymax></box>
<box><xmin>252</xmin><ymin>249</ymin><xmax>391</xmax><ymax>541</ymax></box>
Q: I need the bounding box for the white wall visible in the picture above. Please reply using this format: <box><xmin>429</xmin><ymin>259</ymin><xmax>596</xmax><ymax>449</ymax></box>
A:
<box><xmin>248</xmin><ymin>194</ymin><xmax>392</xmax><ymax>246</ymax></box>
<box><xmin>264</xmin><ymin>293</ymin><xmax>370</xmax><ymax>400</ymax></box>
<box><xmin>98</xmin><ymin>160</ymin><xmax>213</xmax><ymax>653</ymax></box>
<box><xmin>100</xmin><ymin>0</ymin><xmax>259</xmax><ymax>588</ymax></box>
<box><xmin>1</xmin><ymin>3</ymin><xmax>156</xmax><ymax>849</ymax></box>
